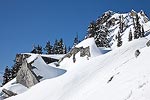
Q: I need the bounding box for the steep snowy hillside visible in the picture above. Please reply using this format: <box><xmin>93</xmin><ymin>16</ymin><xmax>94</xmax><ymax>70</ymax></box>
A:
<box><xmin>6</xmin><ymin>36</ymin><xmax>150</xmax><ymax>100</ymax></box>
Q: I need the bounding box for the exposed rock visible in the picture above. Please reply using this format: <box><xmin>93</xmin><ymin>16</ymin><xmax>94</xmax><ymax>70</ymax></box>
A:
<box><xmin>146</xmin><ymin>40</ymin><xmax>150</xmax><ymax>47</ymax></box>
<box><xmin>59</xmin><ymin>46</ymin><xmax>91</xmax><ymax>64</ymax></box>
<box><xmin>80</xmin><ymin>46</ymin><xmax>91</xmax><ymax>57</ymax></box>
<box><xmin>130</xmin><ymin>10</ymin><xmax>137</xmax><ymax>17</ymax></box>
<box><xmin>41</xmin><ymin>56</ymin><xmax>58</xmax><ymax>64</ymax></box>
<box><xmin>135</xmin><ymin>49</ymin><xmax>140</xmax><ymax>58</ymax></box>
<box><xmin>16</xmin><ymin>60</ymin><xmax>39</xmax><ymax>88</ymax></box>
<box><xmin>2</xmin><ymin>89</ymin><xmax>17</xmax><ymax>98</ymax></box>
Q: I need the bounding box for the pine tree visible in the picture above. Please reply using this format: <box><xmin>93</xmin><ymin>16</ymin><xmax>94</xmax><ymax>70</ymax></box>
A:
<box><xmin>73</xmin><ymin>34</ymin><xmax>79</xmax><ymax>47</ymax></box>
<box><xmin>119</xmin><ymin>15</ymin><xmax>124</xmax><ymax>33</ymax></box>
<box><xmin>53</xmin><ymin>39</ymin><xmax>59</xmax><ymax>54</ymax></box>
<box><xmin>11</xmin><ymin>63</ymin><xmax>21</xmax><ymax>78</ymax></box>
<box><xmin>63</xmin><ymin>45</ymin><xmax>67</xmax><ymax>54</ymax></box>
<box><xmin>68</xmin><ymin>46</ymin><xmax>71</xmax><ymax>52</ymax></box>
<box><xmin>58</xmin><ymin>38</ymin><xmax>64</xmax><ymax>54</ymax></box>
<box><xmin>36</xmin><ymin>45</ymin><xmax>43</xmax><ymax>54</ymax></box>
<box><xmin>87</xmin><ymin>21</ymin><xmax>96</xmax><ymax>38</ymax></box>
<box><xmin>117</xmin><ymin>31</ymin><xmax>122</xmax><ymax>47</ymax></box>
<box><xmin>2</xmin><ymin>66</ymin><xmax>11</xmax><ymax>85</ymax></box>
<box><xmin>31</xmin><ymin>45</ymin><xmax>37</xmax><ymax>54</ymax></box>
<box><xmin>95</xmin><ymin>31</ymin><xmax>110</xmax><ymax>48</ymax></box>
<box><xmin>140</xmin><ymin>25</ymin><xmax>145</xmax><ymax>38</ymax></box>
<box><xmin>134</xmin><ymin>14</ymin><xmax>141</xmax><ymax>39</ymax></box>
<box><xmin>44</xmin><ymin>41</ymin><xmax>53</xmax><ymax>54</ymax></box>
<box><xmin>128</xmin><ymin>29</ymin><xmax>133</xmax><ymax>41</ymax></box>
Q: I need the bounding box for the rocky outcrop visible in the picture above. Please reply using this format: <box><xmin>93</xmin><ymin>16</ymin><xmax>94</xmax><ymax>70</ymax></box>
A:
<box><xmin>16</xmin><ymin>61</ymin><xmax>39</xmax><ymax>88</ymax></box>
<box><xmin>58</xmin><ymin>46</ymin><xmax>91</xmax><ymax>63</ymax></box>
<box><xmin>2</xmin><ymin>89</ymin><xmax>17</xmax><ymax>98</ymax></box>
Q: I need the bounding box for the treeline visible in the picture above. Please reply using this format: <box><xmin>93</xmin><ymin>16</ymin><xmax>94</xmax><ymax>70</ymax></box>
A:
<box><xmin>31</xmin><ymin>38</ymin><xmax>68</xmax><ymax>55</ymax></box>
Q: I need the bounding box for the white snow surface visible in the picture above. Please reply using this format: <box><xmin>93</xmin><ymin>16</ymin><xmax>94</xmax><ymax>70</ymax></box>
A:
<box><xmin>30</xmin><ymin>55</ymin><xmax>66</xmax><ymax>80</ymax></box>
<box><xmin>6</xmin><ymin>37</ymin><xmax>150</xmax><ymax>100</ymax></box>
<box><xmin>0</xmin><ymin>79</ymin><xmax>28</xmax><ymax>95</ymax></box>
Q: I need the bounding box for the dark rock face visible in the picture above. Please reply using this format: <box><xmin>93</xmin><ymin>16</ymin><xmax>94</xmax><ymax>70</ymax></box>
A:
<box><xmin>2</xmin><ymin>89</ymin><xmax>17</xmax><ymax>98</ymax></box>
<box><xmin>135</xmin><ymin>50</ymin><xmax>140</xmax><ymax>58</ymax></box>
<box><xmin>16</xmin><ymin>61</ymin><xmax>39</xmax><ymax>88</ymax></box>
<box><xmin>146</xmin><ymin>40</ymin><xmax>150</xmax><ymax>47</ymax></box>
<box><xmin>42</xmin><ymin>57</ymin><xmax>58</xmax><ymax>64</ymax></box>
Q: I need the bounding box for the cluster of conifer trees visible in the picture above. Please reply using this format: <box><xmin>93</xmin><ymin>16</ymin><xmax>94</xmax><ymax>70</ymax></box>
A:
<box><xmin>86</xmin><ymin>12</ymin><xmax>145</xmax><ymax>48</ymax></box>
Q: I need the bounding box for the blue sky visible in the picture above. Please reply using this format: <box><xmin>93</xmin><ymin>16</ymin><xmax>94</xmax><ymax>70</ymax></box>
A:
<box><xmin>0</xmin><ymin>0</ymin><xmax>150</xmax><ymax>72</ymax></box>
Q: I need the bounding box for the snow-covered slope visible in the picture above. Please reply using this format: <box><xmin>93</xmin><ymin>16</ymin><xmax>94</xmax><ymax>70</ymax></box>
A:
<box><xmin>6</xmin><ymin>36</ymin><xmax>150</xmax><ymax>100</ymax></box>
<box><xmin>0</xmin><ymin>78</ymin><xmax>28</xmax><ymax>95</ymax></box>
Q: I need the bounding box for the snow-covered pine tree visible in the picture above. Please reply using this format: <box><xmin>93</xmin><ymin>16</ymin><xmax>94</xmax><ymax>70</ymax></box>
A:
<box><xmin>44</xmin><ymin>41</ymin><xmax>53</xmax><ymax>54</ymax></box>
<box><xmin>117</xmin><ymin>31</ymin><xmax>122</xmax><ymax>47</ymax></box>
<box><xmin>128</xmin><ymin>29</ymin><xmax>133</xmax><ymax>41</ymax></box>
<box><xmin>134</xmin><ymin>14</ymin><xmax>141</xmax><ymax>39</ymax></box>
<box><xmin>95</xmin><ymin>32</ymin><xmax>110</xmax><ymax>47</ymax></box>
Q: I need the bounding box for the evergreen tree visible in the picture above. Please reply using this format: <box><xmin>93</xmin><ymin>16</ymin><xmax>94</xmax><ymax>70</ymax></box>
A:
<box><xmin>73</xmin><ymin>34</ymin><xmax>79</xmax><ymax>47</ymax></box>
<box><xmin>2</xmin><ymin>66</ymin><xmax>11</xmax><ymax>85</ymax></box>
<box><xmin>134</xmin><ymin>14</ymin><xmax>141</xmax><ymax>39</ymax></box>
<box><xmin>128</xmin><ymin>29</ymin><xmax>133</xmax><ymax>41</ymax></box>
<box><xmin>36</xmin><ymin>45</ymin><xmax>43</xmax><ymax>54</ymax></box>
<box><xmin>53</xmin><ymin>39</ymin><xmax>59</xmax><ymax>54</ymax></box>
<box><xmin>44</xmin><ymin>41</ymin><xmax>53</xmax><ymax>54</ymax></box>
<box><xmin>119</xmin><ymin>15</ymin><xmax>124</xmax><ymax>33</ymax></box>
<box><xmin>63</xmin><ymin>45</ymin><xmax>67</xmax><ymax>54</ymax></box>
<box><xmin>11</xmin><ymin>63</ymin><xmax>21</xmax><ymax>79</ymax></box>
<box><xmin>57</xmin><ymin>38</ymin><xmax>64</xmax><ymax>54</ymax></box>
<box><xmin>68</xmin><ymin>46</ymin><xmax>71</xmax><ymax>52</ymax></box>
<box><xmin>87</xmin><ymin>21</ymin><xmax>97</xmax><ymax>38</ymax></box>
<box><xmin>116</xmin><ymin>31</ymin><xmax>122</xmax><ymax>47</ymax></box>
<box><xmin>140</xmin><ymin>25</ymin><xmax>145</xmax><ymax>38</ymax></box>
<box><xmin>31</xmin><ymin>45</ymin><xmax>37</xmax><ymax>54</ymax></box>
<box><xmin>95</xmin><ymin>30</ymin><xmax>110</xmax><ymax>48</ymax></box>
